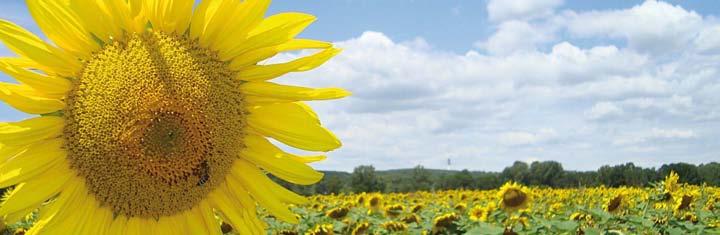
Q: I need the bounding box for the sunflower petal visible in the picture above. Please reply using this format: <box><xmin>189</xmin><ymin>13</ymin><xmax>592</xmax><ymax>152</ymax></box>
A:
<box><xmin>0</xmin><ymin>116</ymin><xmax>64</xmax><ymax>147</ymax></box>
<box><xmin>68</xmin><ymin>0</ymin><xmax>123</xmax><ymax>42</ymax></box>
<box><xmin>0</xmin><ymin>138</ymin><xmax>64</xmax><ymax>188</ymax></box>
<box><xmin>0</xmin><ymin>59</ymin><xmax>71</xmax><ymax>98</ymax></box>
<box><xmin>248</xmin><ymin>102</ymin><xmax>341</xmax><ymax>152</ymax></box>
<box><xmin>232</xmin><ymin>159</ymin><xmax>307</xmax><ymax>205</ymax></box>
<box><xmin>241</xmin><ymin>81</ymin><xmax>350</xmax><ymax>102</ymax></box>
<box><xmin>0</xmin><ymin>20</ymin><xmax>80</xmax><ymax>77</ymax></box>
<box><xmin>198</xmin><ymin>200</ymin><xmax>223</xmax><ymax>235</ymax></box>
<box><xmin>211</xmin><ymin>0</ymin><xmax>269</xmax><ymax>54</ymax></box>
<box><xmin>107</xmin><ymin>215</ymin><xmax>128</xmax><ymax>235</ymax></box>
<box><xmin>105</xmin><ymin>0</ymin><xmax>146</xmax><ymax>34</ymax></box>
<box><xmin>0</xmin><ymin>83</ymin><xmax>65</xmax><ymax>114</ymax></box>
<box><xmin>144</xmin><ymin>0</ymin><xmax>193</xmax><ymax>34</ymax></box>
<box><xmin>26</xmin><ymin>177</ymin><xmax>82</xmax><ymax>235</ymax></box>
<box><xmin>190</xmin><ymin>0</ymin><xmax>236</xmax><ymax>47</ymax></box>
<box><xmin>236</xmin><ymin>48</ymin><xmax>340</xmax><ymax>81</ymax></box>
<box><xmin>240</xmin><ymin>134</ymin><xmax>324</xmax><ymax>185</ymax></box>
<box><xmin>219</xmin><ymin>12</ymin><xmax>315</xmax><ymax>60</ymax></box>
<box><xmin>229</xmin><ymin>39</ymin><xmax>331</xmax><ymax>69</ymax></box>
<box><xmin>227</xmin><ymin>162</ymin><xmax>298</xmax><ymax>223</ymax></box>
<box><xmin>209</xmin><ymin>184</ymin><xmax>265</xmax><ymax>233</ymax></box>
<box><xmin>27</xmin><ymin>0</ymin><xmax>100</xmax><ymax>58</ymax></box>
<box><xmin>184</xmin><ymin>206</ymin><xmax>210</xmax><ymax>235</ymax></box>
<box><xmin>0</xmin><ymin>161</ymin><xmax>71</xmax><ymax>217</ymax></box>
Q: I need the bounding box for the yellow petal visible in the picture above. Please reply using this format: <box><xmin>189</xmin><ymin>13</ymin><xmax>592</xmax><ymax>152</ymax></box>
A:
<box><xmin>198</xmin><ymin>200</ymin><xmax>223</xmax><ymax>235</ymax></box>
<box><xmin>226</xmin><ymin>163</ymin><xmax>298</xmax><ymax>223</ymax></box>
<box><xmin>68</xmin><ymin>0</ymin><xmax>123</xmax><ymax>42</ymax></box>
<box><xmin>0</xmin><ymin>58</ymin><xmax>71</xmax><ymax>98</ymax></box>
<box><xmin>184</xmin><ymin>206</ymin><xmax>210</xmax><ymax>235</ymax></box>
<box><xmin>211</xmin><ymin>0</ymin><xmax>269</xmax><ymax>54</ymax></box>
<box><xmin>232</xmin><ymin>159</ymin><xmax>307</xmax><ymax>205</ymax></box>
<box><xmin>106</xmin><ymin>0</ymin><xmax>146</xmax><ymax>34</ymax></box>
<box><xmin>190</xmin><ymin>0</ymin><xmax>237</xmax><ymax>47</ymax></box>
<box><xmin>240</xmin><ymin>134</ymin><xmax>324</xmax><ymax>185</ymax></box>
<box><xmin>0</xmin><ymin>116</ymin><xmax>64</xmax><ymax>147</ymax></box>
<box><xmin>26</xmin><ymin>177</ymin><xmax>83</xmax><ymax>235</ymax></box>
<box><xmin>0</xmin><ymin>138</ymin><xmax>64</xmax><ymax>188</ymax></box>
<box><xmin>27</xmin><ymin>0</ymin><xmax>100</xmax><ymax>59</ymax></box>
<box><xmin>209</xmin><ymin>184</ymin><xmax>265</xmax><ymax>233</ymax></box>
<box><xmin>0</xmin><ymin>161</ymin><xmax>71</xmax><ymax>217</ymax></box>
<box><xmin>248</xmin><ymin>102</ymin><xmax>341</xmax><ymax>152</ymax></box>
<box><xmin>219</xmin><ymin>12</ymin><xmax>315</xmax><ymax>60</ymax></box>
<box><xmin>0</xmin><ymin>20</ymin><xmax>81</xmax><ymax>77</ymax></box>
<box><xmin>237</xmin><ymin>48</ymin><xmax>340</xmax><ymax>81</ymax></box>
<box><xmin>229</xmin><ymin>39</ymin><xmax>331</xmax><ymax>69</ymax></box>
<box><xmin>0</xmin><ymin>83</ymin><xmax>65</xmax><ymax>114</ymax></box>
<box><xmin>107</xmin><ymin>215</ymin><xmax>128</xmax><ymax>235</ymax></box>
<box><xmin>241</xmin><ymin>81</ymin><xmax>350</xmax><ymax>102</ymax></box>
<box><xmin>144</xmin><ymin>0</ymin><xmax>193</xmax><ymax>34</ymax></box>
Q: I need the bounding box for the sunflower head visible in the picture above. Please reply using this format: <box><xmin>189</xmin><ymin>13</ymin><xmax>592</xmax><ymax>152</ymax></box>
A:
<box><xmin>497</xmin><ymin>181</ymin><xmax>532</xmax><ymax>211</ymax></box>
<box><xmin>325</xmin><ymin>207</ymin><xmax>350</xmax><ymax>220</ymax></box>
<box><xmin>663</xmin><ymin>171</ymin><xmax>680</xmax><ymax>193</ymax></box>
<box><xmin>307</xmin><ymin>224</ymin><xmax>334</xmax><ymax>235</ymax></box>
<box><xmin>604</xmin><ymin>194</ymin><xmax>624</xmax><ymax>214</ymax></box>
<box><xmin>0</xmin><ymin>0</ymin><xmax>347</xmax><ymax>233</ymax></box>
<box><xmin>351</xmin><ymin>222</ymin><xmax>371</xmax><ymax>235</ymax></box>
<box><xmin>468</xmin><ymin>205</ymin><xmax>490</xmax><ymax>222</ymax></box>
<box><xmin>381</xmin><ymin>221</ymin><xmax>408</xmax><ymax>232</ymax></box>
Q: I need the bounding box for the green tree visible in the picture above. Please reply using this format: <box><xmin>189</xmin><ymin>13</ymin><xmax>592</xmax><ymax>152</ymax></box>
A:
<box><xmin>500</xmin><ymin>161</ymin><xmax>530</xmax><ymax>184</ymax></box>
<box><xmin>410</xmin><ymin>165</ymin><xmax>433</xmax><ymax>191</ymax></box>
<box><xmin>698</xmin><ymin>162</ymin><xmax>720</xmax><ymax>186</ymax></box>
<box><xmin>350</xmin><ymin>165</ymin><xmax>385</xmax><ymax>193</ymax></box>
<box><xmin>659</xmin><ymin>163</ymin><xmax>701</xmax><ymax>185</ymax></box>
<box><xmin>528</xmin><ymin>161</ymin><xmax>565</xmax><ymax>187</ymax></box>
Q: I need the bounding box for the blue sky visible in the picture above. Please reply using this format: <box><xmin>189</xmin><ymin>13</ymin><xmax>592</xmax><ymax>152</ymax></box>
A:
<box><xmin>2</xmin><ymin>0</ymin><xmax>720</xmax><ymax>172</ymax></box>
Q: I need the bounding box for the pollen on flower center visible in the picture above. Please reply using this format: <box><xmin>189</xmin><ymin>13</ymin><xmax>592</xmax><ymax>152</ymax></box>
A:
<box><xmin>63</xmin><ymin>31</ymin><xmax>247</xmax><ymax>218</ymax></box>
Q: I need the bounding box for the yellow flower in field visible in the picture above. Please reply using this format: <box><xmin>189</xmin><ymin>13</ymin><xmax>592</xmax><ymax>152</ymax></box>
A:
<box><xmin>673</xmin><ymin>193</ymin><xmax>695</xmax><ymax>215</ymax></box>
<box><xmin>351</xmin><ymin>222</ymin><xmax>370</xmax><ymax>235</ymax></box>
<box><xmin>381</xmin><ymin>221</ymin><xmax>408</xmax><ymax>232</ymax></box>
<box><xmin>432</xmin><ymin>212</ymin><xmax>460</xmax><ymax>234</ymax></box>
<box><xmin>411</xmin><ymin>204</ymin><xmax>424</xmax><ymax>213</ymax></box>
<box><xmin>367</xmin><ymin>194</ymin><xmax>384</xmax><ymax>209</ymax></box>
<box><xmin>604</xmin><ymin>194</ymin><xmax>625</xmax><ymax>214</ymax></box>
<box><xmin>0</xmin><ymin>0</ymin><xmax>347</xmax><ymax>233</ymax></box>
<box><xmin>468</xmin><ymin>205</ymin><xmax>490</xmax><ymax>222</ymax></box>
<box><xmin>497</xmin><ymin>181</ymin><xmax>532</xmax><ymax>211</ymax></box>
<box><xmin>454</xmin><ymin>202</ymin><xmax>467</xmax><ymax>212</ymax></box>
<box><xmin>306</xmin><ymin>224</ymin><xmax>334</xmax><ymax>235</ymax></box>
<box><xmin>401</xmin><ymin>214</ymin><xmax>421</xmax><ymax>224</ymax></box>
<box><xmin>664</xmin><ymin>171</ymin><xmax>680</xmax><ymax>193</ymax></box>
<box><xmin>384</xmin><ymin>204</ymin><xmax>404</xmax><ymax>218</ymax></box>
<box><xmin>325</xmin><ymin>207</ymin><xmax>350</xmax><ymax>220</ymax></box>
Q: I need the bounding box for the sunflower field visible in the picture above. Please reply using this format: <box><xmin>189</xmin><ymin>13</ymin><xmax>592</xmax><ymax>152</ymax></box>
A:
<box><xmin>261</xmin><ymin>174</ymin><xmax>720</xmax><ymax>235</ymax></box>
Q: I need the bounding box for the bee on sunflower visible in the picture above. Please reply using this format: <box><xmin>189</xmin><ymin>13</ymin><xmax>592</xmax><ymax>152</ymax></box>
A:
<box><xmin>497</xmin><ymin>181</ymin><xmax>533</xmax><ymax>212</ymax></box>
<box><xmin>0</xmin><ymin>0</ymin><xmax>347</xmax><ymax>234</ymax></box>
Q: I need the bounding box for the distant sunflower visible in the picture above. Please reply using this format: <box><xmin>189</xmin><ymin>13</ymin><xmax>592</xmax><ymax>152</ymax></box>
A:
<box><xmin>604</xmin><ymin>195</ymin><xmax>624</xmax><ymax>214</ymax></box>
<box><xmin>663</xmin><ymin>171</ymin><xmax>680</xmax><ymax>193</ymax></box>
<box><xmin>468</xmin><ymin>205</ymin><xmax>489</xmax><ymax>222</ymax></box>
<box><xmin>0</xmin><ymin>0</ymin><xmax>347</xmax><ymax>234</ymax></box>
<box><xmin>497</xmin><ymin>181</ymin><xmax>532</xmax><ymax>211</ymax></box>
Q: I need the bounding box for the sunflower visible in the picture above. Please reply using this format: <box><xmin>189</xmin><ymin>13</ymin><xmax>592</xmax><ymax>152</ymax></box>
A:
<box><xmin>604</xmin><ymin>194</ymin><xmax>624</xmax><ymax>214</ymax></box>
<box><xmin>350</xmin><ymin>222</ymin><xmax>370</xmax><ymax>235</ymax></box>
<box><xmin>497</xmin><ymin>181</ymin><xmax>532</xmax><ymax>211</ymax></box>
<box><xmin>663</xmin><ymin>171</ymin><xmax>680</xmax><ymax>193</ymax></box>
<box><xmin>0</xmin><ymin>0</ymin><xmax>347</xmax><ymax>234</ymax></box>
<box><xmin>468</xmin><ymin>205</ymin><xmax>489</xmax><ymax>222</ymax></box>
<box><xmin>380</xmin><ymin>221</ymin><xmax>407</xmax><ymax>232</ymax></box>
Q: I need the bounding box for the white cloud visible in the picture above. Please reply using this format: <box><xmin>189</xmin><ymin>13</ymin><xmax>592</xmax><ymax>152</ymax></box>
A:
<box><xmin>613</xmin><ymin>128</ymin><xmax>697</xmax><ymax>146</ymax></box>
<box><xmin>498</xmin><ymin>129</ymin><xmax>558</xmax><ymax>146</ymax></box>
<box><xmin>563</xmin><ymin>0</ymin><xmax>704</xmax><ymax>54</ymax></box>
<box><xmin>487</xmin><ymin>0</ymin><xmax>564</xmax><ymax>22</ymax></box>
<box><xmin>476</xmin><ymin>21</ymin><xmax>552</xmax><ymax>55</ymax></box>
<box><xmin>586</xmin><ymin>102</ymin><xmax>623</xmax><ymax>121</ymax></box>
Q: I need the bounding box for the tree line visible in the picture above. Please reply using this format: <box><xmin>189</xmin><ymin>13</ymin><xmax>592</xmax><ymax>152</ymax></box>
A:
<box><xmin>271</xmin><ymin>161</ymin><xmax>720</xmax><ymax>195</ymax></box>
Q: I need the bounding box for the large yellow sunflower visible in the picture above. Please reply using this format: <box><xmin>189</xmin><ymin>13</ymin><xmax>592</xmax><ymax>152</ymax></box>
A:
<box><xmin>0</xmin><ymin>0</ymin><xmax>348</xmax><ymax>234</ymax></box>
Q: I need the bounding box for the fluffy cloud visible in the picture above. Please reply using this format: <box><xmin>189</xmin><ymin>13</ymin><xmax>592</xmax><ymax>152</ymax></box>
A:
<box><xmin>487</xmin><ymin>0</ymin><xmax>564</xmax><ymax>22</ymax></box>
<box><xmin>562</xmin><ymin>0</ymin><xmax>705</xmax><ymax>55</ymax></box>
